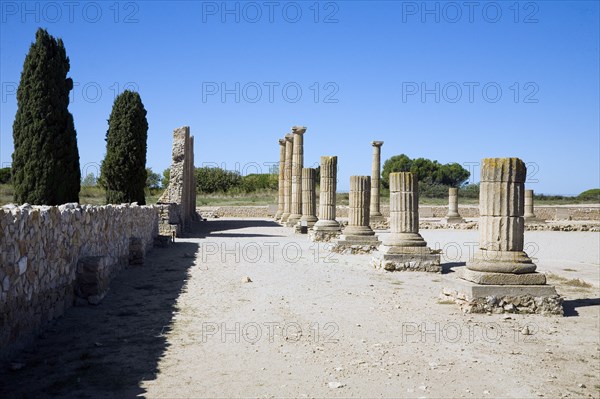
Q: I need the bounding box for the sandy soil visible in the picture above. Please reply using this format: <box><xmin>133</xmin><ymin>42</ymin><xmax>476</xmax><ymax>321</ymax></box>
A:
<box><xmin>1</xmin><ymin>218</ymin><xmax>599</xmax><ymax>398</ymax></box>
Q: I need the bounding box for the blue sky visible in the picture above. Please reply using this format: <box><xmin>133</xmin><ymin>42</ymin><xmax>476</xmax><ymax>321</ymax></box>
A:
<box><xmin>1</xmin><ymin>1</ymin><xmax>598</xmax><ymax>194</ymax></box>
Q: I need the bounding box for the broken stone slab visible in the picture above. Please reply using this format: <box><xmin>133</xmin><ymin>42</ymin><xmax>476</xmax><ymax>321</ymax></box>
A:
<box><xmin>441</xmin><ymin>272</ymin><xmax>562</xmax><ymax>315</ymax></box>
<box><xmin>457</xmin><ymin>266</ymin><xmax>546</xmax><ymax>285</ymax></box>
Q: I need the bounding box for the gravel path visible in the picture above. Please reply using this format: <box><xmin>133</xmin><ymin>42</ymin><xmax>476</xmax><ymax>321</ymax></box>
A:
<box><xmin>1</xmin><ymin>218</ymin><xmax>599</xmax><ymax>398</ymax></box>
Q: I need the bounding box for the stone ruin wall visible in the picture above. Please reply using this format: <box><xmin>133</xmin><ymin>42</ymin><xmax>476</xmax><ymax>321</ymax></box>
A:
<box><xmin>0</xmin><ymin>203</ymin><xmax>158</xmax><ymax>360</ymax></box>
<box><xmin>158</xmin><ymin>126</ymin><xmax>198</xmax><ymax>236</ymax></box>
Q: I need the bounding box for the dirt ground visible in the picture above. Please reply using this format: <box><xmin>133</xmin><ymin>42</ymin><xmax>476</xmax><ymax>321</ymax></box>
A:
<box><xmin>1</xmin><ymin>218</ymin><xmax>599</xmax><ymax>398</ymax></box>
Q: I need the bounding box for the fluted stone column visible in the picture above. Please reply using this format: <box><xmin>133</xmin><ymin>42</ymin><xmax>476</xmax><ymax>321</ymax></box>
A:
<box><xmin>275</xmin><ymin>138</ymin><xmax>286</xmax><ymax>220</ymax></box>
<box><xmin>370</xmin><ymin>141</ymin><xmax>384</xmax><ymax>219</ymax></box>
<box><xmin>442</xmin><ymin>158</ymin><xmax>560</xmax><ymax>315</ymax></box>
<box><xmin>286</xmin><ymin>126</ymin><xmax>306</xmax><ymax>226</ymax></box>
<box><xmin>345</xmin><ymin>176</ymin><xmax>374</xmax><ymax>236</ymax></box>
<box><xmin>523</xmin><ymin>189</ymin><xmax>544</xmax><ymax>223</ymax></box>
<box><xmin>465</xmin><ymin>158</ymin><xmax>542</xmax><ymax>283</ymax></box>
<box><xmin>313</xmin><ymin>156</ymin><xmax>340</xmax><ymax>232</ymax></box>
<box><xmin>382</xmin><ymin>172</ymin><xmax>426</xmax><ymax>248</ymax></box>
<box><xmin>298</xmin><ymin>168</ymin><xmax>318</xmax><ymax>228</ymax></box>
<box><xmin>372</xmin><ymin>172</ymin><xmax>441</xmax><ymax>272</ymax></box>
<box><xmin>280</xmin><ymin>134</ymin><xmax>294</xmax><ymax>223</ymax></box>
<box><xmin>442</xmin><ymin>187</ymin><xmax>465</xmax><ymax>224</ymax></box>
<box><xmin>332</xmin><ymin>176</ymin><xmax>380</xmax><ymax>253</ymax></box>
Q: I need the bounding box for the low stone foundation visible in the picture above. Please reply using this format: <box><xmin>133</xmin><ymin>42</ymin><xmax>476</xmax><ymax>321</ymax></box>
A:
<box><xmin>309</xmin><ymin>229</ymin><xmax>341</xmax><ymax>242</ymax></box>
<box><xmin>441</xmin><ymin>273</ymin><xmax>563</xmax><ymax>315</ymax></box>
<box><xmin>371</xmin><ymin>252</ymin><xmax>442</xmax><ymax>272</ymax></box>
<box><xmin>330</xmin><ymin>235</ymin><xmax>381</xmax><ymax>254</ymax></box>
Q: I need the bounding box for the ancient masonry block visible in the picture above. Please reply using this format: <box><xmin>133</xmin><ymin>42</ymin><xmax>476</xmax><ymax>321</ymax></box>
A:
<box><xmin>441</xmin><ymin>158</ymin><xmax>562</xmax><ymax>315</ymax></box>
<box><xmin>370</xmin><ymin>141</ymin><xmax>384</xmax><ymax>221</ymax></box>
<box><xmin>286</xmin><ymin>126</ymin><xmax>306</xmax><ymax>226</ymax></box>
<box><xmin>311</xmin><ymin>156</ymin><xmax>342</xmax><ymax>242</ymax></box>
<box><xmin>275</xmin><ymin>138</ymin><xmax>286</xmax><ymax>220</ymax></box>
<box><xmin>332</xmin><ymin>176</ymin><xmax>380</xmax><ymax>254</ymax></box>
<box><xmin>280</xmin><ymin>134</ymin><xmax>294</xmax><ymax>223</ymax></box>
<box><xmin>371</xmin><ymin>172</ymin><xmax>441</xmax><ymax>272</ymax></box>
<box><xmin>157</xmin><ymin>126</ymin><xmax>199</xmax><ymax>235</ymax></box>
<box><xmin>441</xmin><ymin>187</ymin><xmax>465</xmax><ymax>224</ymax></box>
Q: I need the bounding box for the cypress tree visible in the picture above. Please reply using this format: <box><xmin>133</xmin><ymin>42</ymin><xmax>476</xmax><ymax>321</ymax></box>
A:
<box><xmin>12</xmin><ymin>28</ymin><xmax>81</xmax><ymax>205</ymax></box>
<box><xmin>100</xmin><ymin>90</ymin><xmax>148</xmax><ymax>205</ymax></box>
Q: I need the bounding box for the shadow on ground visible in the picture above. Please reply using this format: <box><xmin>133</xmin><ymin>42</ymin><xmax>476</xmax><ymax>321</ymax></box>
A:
<box><xmin>0</xmin><ymin>227</ymin><xmax>201</xmax><ymax>398</ymax></box>
<box><xmin>190</xmin><ymin>218</ymin><xmax>283</xmax><ymax>239</ymax></box>
<box><xmin>562</xmin><ymin>297</ymin><xmax>600</xmax><ymax>317</ymax></box>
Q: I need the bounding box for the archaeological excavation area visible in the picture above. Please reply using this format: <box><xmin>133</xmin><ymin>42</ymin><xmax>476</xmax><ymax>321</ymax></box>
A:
<box><xmin>0</xmin><ymin>125</ymin><xmax>599</xmax><ymax>398</ymax></box>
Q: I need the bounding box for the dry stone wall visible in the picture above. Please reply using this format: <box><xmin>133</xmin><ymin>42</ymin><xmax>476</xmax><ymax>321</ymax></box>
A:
<box><xmin>0</xmin><ymin>203</ymin><xmax>158</xmax><ymax>360</ymax></box>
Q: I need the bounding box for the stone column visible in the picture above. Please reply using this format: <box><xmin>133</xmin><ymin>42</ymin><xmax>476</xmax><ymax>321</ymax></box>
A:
<box><xmin>465</xmin><ymin>158</ymin><xmax>539</xmax><ymax>278</ymax></box>
<box><xmin>372</xmin><ymin>172</ymin><xmax>440</xmax><ymax>271</ymax></box>
<box><xmin>313</xmin><ymin>156</ymin><xmax>340</xmax><ymax>231</ymax></box>
<box><xmin>275</xmin><ymin>138</ymin><xmax>286</xmax><ymax>220</ymax></box>
<box><xmin>346</xmin><ymin>176</ymin><xmax>373</xmax><ymax>235</ymax></box>
<box><xmin>441</xmin><ymin>158</ymin><xmax>560</xmax><ymax>315</ymax></box>
<box><xmin>370</xmin><ymin>141</ymin><xmax>384</xmax><ymax>219</ymax></box>
<box><xmin>286</xmin><ymin>126</ymin><xmax>306</xmax><ymax>226</ymax></box>
<box><xmin>442</xmin><ymin>187</ymin><xmax>465</xmax><ymax>224</ymax></box>
<box><xmin>333</xmin><ymin>176</ymin><xmax>380</xmax><ymax>253</ymax></box>
<box><xmin>279</xmin><ymin>134</ymin><xmax>294</xmax><ymax>223</ymax></box>
<box><xmin>523</xmin><ymin>189</ymin><xmax>544</xmax><ymax>223</ymax></box>
<box><xmin>299</xmin><ymin>168</ymin><xmax>318</xmax><ymax>228</ymax></box>
<box><xmin>385</xmin><ymin>172</ymin><xmax>425</xmax><ymax>245</ymax></box>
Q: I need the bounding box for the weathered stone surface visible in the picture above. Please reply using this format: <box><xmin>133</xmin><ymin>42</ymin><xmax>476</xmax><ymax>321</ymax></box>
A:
<box><xmin>280</xmin><ymin>134</ymin><xmax>294</xmax><ymax>223</ymax></box>
<box><xmin>287</xmin><ymin>126</ymin><xmax>306</xmax><ymax>226</ymax></box>
<box><xmin>440</xmin><ymin>274</ymin><xmax>562</xmax><ymax>315</ymax></box>
<box><xmin>442</xmin><ymin>187</ymin><xmax>465</xmax><ymax>224</ymax></box>
<box><xmin>467</xmin><ymin>158</ymin><xmax>533</xmax><ymax>273</ymax></box>
<box><xmin>313</xmin><ymin>156</ymin><xmax>341</xmax><ymax>234</ymax></box>
<box><xmin>524</xmin><ymin>189</ymin><xmax>546</xmax><ymax>224</ymax></box>
<box><xmin>275</xmin><ymin>138</ymin><xmax>286</xmax><ymax>220</ymax></box>
<box><xmin>371</xmin><ymin>253</ymin><xmax>441</xmax><ymax>272</ymax></box>
<box><xmin>370</xmin><ymin>141</ymin><xmax>384</xmax><ymax>219</ymax></box>
<box><xmin>456</xmin><ymin>266</ymin><xmax>546</xmax><ymax>285</ymax></box>
<box><xmin>0</xmin><ymin>203</ymin><xmax>159</xmax><ymax>360</ymax></box>
<box><xmin>157</xmin><ymin>126</ymin><xmax>198</xmax><ymax>234</ymax></box>
<box><xmin>373</xmin><ymin>172</ymin><xmax>440</xmax><ymax>271</ymax></box>
<box><xmin>332</xmin><ymin>176</ymin><xmax>379</xmax><ymax>252</ymax></box>
<box><xmin>298</xmin><ymin>168</ymin><xmax>318</xmax><ymax>229</ymax></box>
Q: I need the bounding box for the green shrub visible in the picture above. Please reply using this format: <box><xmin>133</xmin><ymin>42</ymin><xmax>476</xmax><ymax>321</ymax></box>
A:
<box><xmin>0</xmin><ymin>168</ymin><xmax>11</xmax><ymax>184</ymax></box>
<box><xmin>578</xmin><ymin>188</ymin><xmax>600</xmax><ymax>202</ymax></box>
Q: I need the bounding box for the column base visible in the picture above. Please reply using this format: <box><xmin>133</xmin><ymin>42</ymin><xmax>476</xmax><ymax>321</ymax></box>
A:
<box><xmin>371</xmin><ymin>247</ymin><xmax>441</xmax><ymax>273</ymax></box>
<box><xmin>457</xmin><ymin>267</ymin><xmax>546</xmax><ymax>285</ymax></box>
<box><xmin>440</xmin><ymin>216</ymin><xmax>466</xmax><ymax>224</ymax></box>
<box><xmin>525</xmin><ymin>216</ymin><xmax>546</xmax><ymax>224</ymax></box>
<box><xmin>285</xmin><ymin>214</ymin><xmax>302</xmax><ymax>227</ymax></box>
<box><xmin>309</xmin><ymin>229</ymin><xmax>341</xmax><ymax>242</ymax></box>
<box><xmin>441</xmin><ymin>267</ymin><xmax>562</xmax><ymax>315</ymax></box>
<box><xmin>280</xmin><ymin>213</ymin><xmax>291</xmax><ymax>224</ymax></box>
<box><xmin>467</xmin><ymin>250</ymin><xmax>537</xmax><ymax>274</ymax></box>
<box><xmin>274</xmin><ymin>210</ymin><xmax>284</xmax><ymax>220</ymax></box>
<box><xmin>331</xmin><ymin>234</ymin><xmax>380</xmax><ymax>254</ymax></box>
